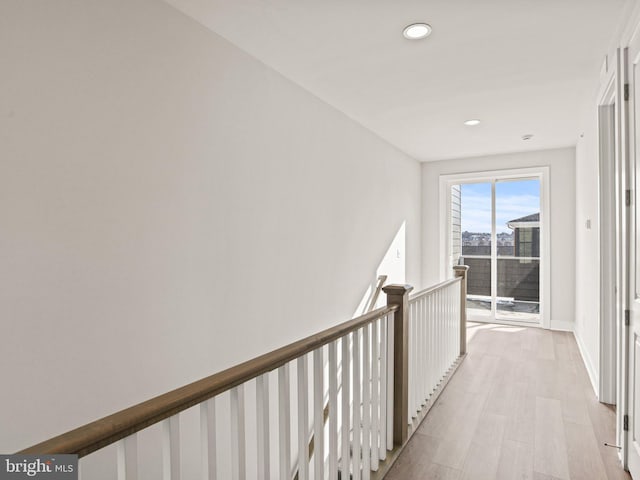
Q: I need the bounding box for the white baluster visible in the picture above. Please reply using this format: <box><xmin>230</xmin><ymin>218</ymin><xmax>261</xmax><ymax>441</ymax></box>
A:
<box><xmin>424</xmin><ymin>296</ymin><xmax>430</xmax><ymax>397</ymax></box>
<box><xmin>416</xmin><ymin>302</ymin><xmax>420</xmax><ymax>412</ymax></box>
<box><xmin>417</xmin><ymin>299</ymin><xmax>422</xmax><ymax>409</ymax></box>
<box><xmin>443</xmin><ymin>290</ymin><xmax>447</xmax><ymax>376</ymax></box>
<box><xmin>328</xmin><ymin>341</ymin><xmax>338</xmax><ymax>480</ymax></box>
<box><xmin>448</xmin><ymin>287</ymin><xmax>452</xmax><ymax>367</ymax></box>
<box><xmin>410</xmin><ymin>302</ymin><xmax>416</xmax><ymax>417</ymax></box>
<box><xmin>449</xmin><ymin>287</ymin><xmax>454</xmax><ymax>365</ymax></box>
<box><xmin>341</xmin><ymin>333</ymin><xmax>351</xmax><ymax>478</ymax></box>
<box><xmin>353</xmin><ymin>329</ymin><xmax>361</xmax><ymax>480</ymax></box>
<box><xmin>449</xmin><ymin>288</ymin><xmax>452</xmax><ymax>365</ymax></box>
<box><xmin>433</xmin><ymin>291</ymin><xmax>438</xmax><ymax>383</ymax></box>
<box><xmin>415</xmin><ymin>301</ymin><xmax>420</xmax><ymax>413</ymax></box>
<box><xmin>446</xmin><ymin>287</ymin><xmax>450</xmax><ymax>367</ymax></box>
<box><xmin>256</xmin><ymin>374</ymin><xmax>270</xmax><ymax>480</ymax></box>
<box><xmin>313</xmin><ymin>348</ymin><xmax>324</xmax><ymax>480</ymax></box>
<box><xmin>448</xmin><ymin>287</ymin><xmax>452</xmax><ymax>366</ymax></box>
<box><xmin>370</xmin><ymin>319</ymin><xmax>380</xmax><ymax>471</ymax></box>
<box><xmin>163</xmin><ymin>415</ymin><xmax>181</xmax><ymax>480</ymax></box>
<box><xmin>297</xmin><ymin>355</ymin><xmax>310</xmax><ymax>480</ymax></box>
<box><xmin>444</xmin><ymin>288</ymin><xmax>449</xmax><ymax>369</ymax></box>
<box><xmin>418</xmin><ymin>300</ymin><xmax>422</xmax><ymax>409</ymax></box>
<box><xmin>432</xmin><ymin>293</ymin><xmax>437</xmax><ymax>390</ymax></box>
<box><xmin>435</xmin><ymin>292</ymin><xmax>440</xmax><ymax>386</ymax></box>
<box><xmin>230</xmin><ymin>385</ymin><xmax>246</xmax><ymax>480</ymax></box>
<box><xmin>456</xmin><ymin>286</ymin><xmax>461</xmax><ymax>357</ymax></box>
<box><xmin>379</xmin><ymin>317</ymin><xmax>387</xmax><ymax>461</ymax></box>
<box><xmin>416</xmin><ymin>301</ymin><xmax>421</xmax><ymax>411</ymax></box>
<box><xmin>362</xmin><ymin>323</ymin><xmax>371</xmax><ymax>480</ymax></box>
<box><xmin>437</xmin><ymin>290</ymin><xmax>443</xmax><ymax>382</ymax></box>
<box><xmin>426</xmin><ymin>297</ymin><xmax>431</xmax><ymax>397</ymax></box>
<box><xmin>418</xmin><ymin>298</ymin><xmax>425</xmax><ymax>408</ymax></box>
<box><xmin>417</xmin><ymin>300</ymin><xmax>421</xmax><ymax>406</ymax></box>
<box><xmin>456</xmin><ymin>285</ymin><xmax>461</xmax><ymax>355</ymax></box>
<box><xmin>117</xmin><ymin>434</ymin><xmax>138</xmax><ymax>480</ymax></box>
<box><xmin>279</xmin><ymin>365</ymin><xmax>291</xmax><ymax>480</ymax></box>
<box><xmin>424</xmin><ymin>295</ymin><xmax>429</xmax><ymax>395</ymax></box>
<box><xmin>425</xmin><ymin>296</ymin><xmax>430</xmax><ymax>397</ymax></box>
<box><xmin>451</xmin><ymin>287</ymin><xmax>455</xmax><ymax>363</ymax></box>
<box><xmin>200</xmin><ymin>398</ymin><xmax>217</xmax><ymax>480</ymax></box>
<box><xmin>432</xmin><ymin>293</ymin><xmax>436</xmax><ymax>384</ymax></box>
<box><xmin>407</xmin><ymin>303</ymin><xmax>412</xmax><ymax>417</ymax></box>
<box><xmin>446</xmin><ymin>289</ymin><xmax>450</xmax><ymax>371</ymax></box>
<box><xmin>420</xmin><ymin>296</ymin><xmax>429</xmax><ymax>405</ymax></box>
<box><xmin>441</xmin><ymin>290</ymin><xmax>444</xmax><ymax>372</ymax></box>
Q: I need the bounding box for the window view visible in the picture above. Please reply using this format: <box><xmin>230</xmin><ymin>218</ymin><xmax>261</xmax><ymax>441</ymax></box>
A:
<box><xmin>453</xmin><ymin>178</ymin><xmax>541</xmax><ymax>323</ymax></box>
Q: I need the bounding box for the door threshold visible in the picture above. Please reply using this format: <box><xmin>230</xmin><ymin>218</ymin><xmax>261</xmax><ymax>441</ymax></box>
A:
<box><xmin>468</xmin><ymin>317</ymin><xmax>543</xmax><ymax>329</ymax></box>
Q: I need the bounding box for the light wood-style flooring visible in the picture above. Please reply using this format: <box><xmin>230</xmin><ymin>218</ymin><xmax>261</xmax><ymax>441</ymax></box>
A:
<box><xmin>385</xmin><ymin>323</ymin><xmax>631</xmax><ymax>480</ymax></box>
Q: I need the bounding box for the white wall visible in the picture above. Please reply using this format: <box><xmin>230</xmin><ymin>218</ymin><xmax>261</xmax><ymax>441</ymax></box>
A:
<box><xmin>571</xmin><ymin>0</ymin><xmax>640</xmax><ymax>398</ymax></box>
<box><xmin>0</xmin><ymin>0</ymin><xmax>422</xmax><ymax>469</ymax></box>
<box><xmin>574</xmin><ymin>115</ymin><xmax>601</xmax><ymax>393</ymax></box>
<box><xmin>421</xmin><ymin>148</ymin><xmax>576</xmax><ymax>329</ymax></box>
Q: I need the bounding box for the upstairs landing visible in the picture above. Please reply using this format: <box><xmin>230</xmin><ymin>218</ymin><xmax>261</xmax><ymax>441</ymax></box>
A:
<box><xmin>386</xmin><ymin>323</ymin><xmax>630</xmax><ymax>480</ymax></box>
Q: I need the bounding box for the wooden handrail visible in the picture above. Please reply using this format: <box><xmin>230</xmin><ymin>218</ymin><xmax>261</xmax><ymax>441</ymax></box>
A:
<box><xmin>18</xmin><ymin>305</ymin><xmax>398</xmax><ymax>457</ymax></box>
<box><xmin>408</xmin><ymin>277</ymin><xmax>461</xmax><ymax>303</ymax></box>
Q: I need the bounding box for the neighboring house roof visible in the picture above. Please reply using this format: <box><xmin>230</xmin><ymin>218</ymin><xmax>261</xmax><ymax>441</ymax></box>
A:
<box><xmin>507</xmin><ymin>212</ymin><xmax>540</xmax><ymax>230</ymax></box>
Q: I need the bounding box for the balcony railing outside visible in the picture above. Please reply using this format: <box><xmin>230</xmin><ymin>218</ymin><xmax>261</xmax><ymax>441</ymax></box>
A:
<box><xmin>461</xmin><ymin>250</ymin><xmax>540</xmax><ymax>321</ymax></box>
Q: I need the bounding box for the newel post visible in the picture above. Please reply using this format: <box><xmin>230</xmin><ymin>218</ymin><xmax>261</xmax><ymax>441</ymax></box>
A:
<box><xmin>382</xmin><ymin>284</ymin><xmax>413</xmax><ymax>446</ymax></box>
<box><xmin>453</xmin><ymin>265</ymin><xmax>469</xmax><ymax>355</ymax></box>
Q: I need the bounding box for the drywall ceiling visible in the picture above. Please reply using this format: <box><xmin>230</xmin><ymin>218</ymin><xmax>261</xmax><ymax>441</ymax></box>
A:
<box><xmin>165</xmin><ymin>0</ymin><xmax>632</xmax><ymax>161</ymax></box>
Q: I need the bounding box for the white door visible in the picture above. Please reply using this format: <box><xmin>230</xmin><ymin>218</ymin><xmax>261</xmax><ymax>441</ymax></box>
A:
<box><xmin>625</xmin><ymin>39</ymin><xmax>640</xmax><ymax>477</ymax></box>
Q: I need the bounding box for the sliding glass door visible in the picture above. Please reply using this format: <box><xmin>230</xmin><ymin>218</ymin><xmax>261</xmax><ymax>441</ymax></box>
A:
<box><xmin>453</xmin><ymin>177</ymin><xmax>542</xmax><ymax>324</ymax></box>
<box><xmin>495</xmin><ymin>179</ymin><xmax>540</xmax><ymax>322</ymax></box>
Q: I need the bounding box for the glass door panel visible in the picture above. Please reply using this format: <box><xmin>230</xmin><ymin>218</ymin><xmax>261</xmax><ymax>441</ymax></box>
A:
<box><xmin>495</xmin><ymin>179</ymin><xmax>540</xmax><ymax>322</ymax></box>
<box><xmin>459</xmin><ymin>182</ymin><xmax>493</xmax><ymax>320</ymax></box>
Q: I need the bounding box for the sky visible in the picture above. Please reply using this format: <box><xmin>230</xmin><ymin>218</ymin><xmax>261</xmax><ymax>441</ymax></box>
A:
<box><xmin>460</xmin><ymin>180</ymin><xmax>540</xmax><ymax>234</ymax></box>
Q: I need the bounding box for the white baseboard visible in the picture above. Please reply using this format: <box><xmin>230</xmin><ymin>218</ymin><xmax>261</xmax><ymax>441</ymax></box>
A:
<box><xmin>573</xmin><ymin>329</ymin><xmax>599</xmax><ymax>397</ymax></box>
<box><xmin>550</xmin><ymin>320</ymin><xmax>574</xmax><ymax>332</ymax></box>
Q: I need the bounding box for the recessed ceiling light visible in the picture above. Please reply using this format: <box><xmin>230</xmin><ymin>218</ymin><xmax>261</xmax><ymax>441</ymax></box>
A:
<box><xmin>464</xmin><ymin>119</ymin><xmax>481</xmax><ymax>126</ymax></box>
<box><xmin>522</xmin><ymin>134</ymin><xmax>534</xmax><ymax>140</ymax></box>
<box><xmin>403</xmin><ymin>23</ymin><xmax>432</xmax><ymax>40</ymax></box>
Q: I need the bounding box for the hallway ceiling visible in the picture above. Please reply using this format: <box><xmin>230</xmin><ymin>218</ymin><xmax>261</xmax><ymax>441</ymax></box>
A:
<box><xmin>165</xmin><ymin>0</ymin><xmax>633</xmax><ymax>162</ymax></box>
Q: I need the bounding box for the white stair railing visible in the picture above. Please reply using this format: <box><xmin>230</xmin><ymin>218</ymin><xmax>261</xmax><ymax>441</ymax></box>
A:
<box><xmin>407</xmin><ymin>277</ymin><xmax>461</xmax><ymax>421</ymax></box>
<box><xmin>16</xmin><ymin>266</ymin><xmax>469</xmax><ymax>480</ymax></box>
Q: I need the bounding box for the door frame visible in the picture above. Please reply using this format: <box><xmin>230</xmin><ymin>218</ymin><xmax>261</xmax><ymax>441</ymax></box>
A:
<box><xmin>623</xmin><ymin>36</ymin><xmax>637</xmax><ymax>473</ymax></box>
<box><xmin>598</xmin><ymin>70</ymin><xmax>618</xmax><ymax>406</ymax></box>
<box><xmin>600</xmin><ymin>42</ymin><xmax>637</xmax><ymax>474</ymax></box>
<box><xmin>439</xmin><ymin>166</ymin><xmax>551</xmax><ymax>329</ymax></box>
